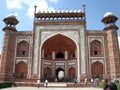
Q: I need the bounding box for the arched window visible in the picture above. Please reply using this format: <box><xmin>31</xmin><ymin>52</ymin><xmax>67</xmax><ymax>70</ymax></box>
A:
<box><xmin>90</xmin><ymin>40</ymin><xmax>102</xmax><ymax>57</ymax></box>
<box><xmin>16</xmin><ymin>41</ymin><xmax>29</xmax><ymax>57</ymax></box>
<box><xmin>56</xmin><ymin>52</ymin><xmax>64</xmax><ymax>58</ymax></box>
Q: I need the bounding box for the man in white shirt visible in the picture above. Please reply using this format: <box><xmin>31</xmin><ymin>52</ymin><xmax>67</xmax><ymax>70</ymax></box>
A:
<box><xmin>37</xmin><ymin>79</ymin><xmax>40</xmax><ymax>88</ymax></box>
<box><xmin>45</xmin><ymin>80</ymin><xmax>48</xmax><ymax>88</ymax></box>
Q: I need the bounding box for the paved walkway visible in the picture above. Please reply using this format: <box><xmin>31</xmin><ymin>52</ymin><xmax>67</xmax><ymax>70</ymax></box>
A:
<box><xmin>0</xmin><ymin>87</ymin><xmax>103</xmax><ymax>90</ymax></box>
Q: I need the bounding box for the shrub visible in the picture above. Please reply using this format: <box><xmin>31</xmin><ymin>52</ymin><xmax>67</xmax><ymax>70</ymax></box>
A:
<box><xmin>0</xmin><ymin>81</ymin><xmax>12</xmax><ymax>88</ymax></box>
<box><xmin>116</xmin><ymin>83</ymin><xmax>120</xmax><ymax>90</ymax></box>
<box><xmin>98</xmin><ymin>82</ymin><xmax>104</xmax><ymax>88</ymax></box>
<box><xmin>98</xmin><ymin>81</ymin><xmax>120</xmax><ymax>90</ymax></box>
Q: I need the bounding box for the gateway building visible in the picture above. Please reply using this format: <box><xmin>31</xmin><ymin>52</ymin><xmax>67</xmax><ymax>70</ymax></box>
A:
<box><xmin>0</xmin><ymin>5</ymin><xmax>120</xmax><ymax>82</ymax></box>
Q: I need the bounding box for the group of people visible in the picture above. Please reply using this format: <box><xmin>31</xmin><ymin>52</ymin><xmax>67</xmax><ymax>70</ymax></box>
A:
<box><xmin>36</xmin><ymin>78</ymin><xmax>118</xmax><ymax>90</ymax></box>
<box><xmin>85</xmin><ymin>77</ymin><xmax>118</xmax><ymax>90</ymax></box>
<box><xmin>102</xmin><ymin>79</ymin><xmax>117</xmax><ymax>90</ymax></box>
<box><xmin>83</xmin><ymin>77</ymin><xmax>99</xmax><ymax>87</ymax></box>
<box><xmin>37</xmin><ymin>79</ymin><xmax>48</xmax><ymax>88</ymax></box>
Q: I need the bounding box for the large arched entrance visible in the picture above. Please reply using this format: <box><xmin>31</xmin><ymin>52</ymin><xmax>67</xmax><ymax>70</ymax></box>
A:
<box><xmin>41</xmin><ymin>34</ymin><xmax>77</xmax><ymax>81</ymax></box>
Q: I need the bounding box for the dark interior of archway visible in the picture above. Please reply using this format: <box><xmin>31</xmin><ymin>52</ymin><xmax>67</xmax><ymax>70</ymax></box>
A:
<box><xmin>42</xmin><ymin>34</ymin><xmax>76</xmax><ymax>59</ymax></box>
<box><xmin>55</xmin><ymin>68</ymin><xmax>64</xmax><ymax>81</ymax></box>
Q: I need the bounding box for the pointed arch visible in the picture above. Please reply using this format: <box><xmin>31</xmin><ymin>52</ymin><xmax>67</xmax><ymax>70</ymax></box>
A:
<box><xmin>41</xmin><ymin>34</ymin><xmax>77</xmax><ymax>60</ymax></box>
<box><xmin>68</xmin><ymin>67</ymin><xmax>76</xmax><ymax>78</ymax></box>
<box><xmin>15</xmin><ymin>61</ymin><xmax>28</xmax><ymax>78</ymax></box>
<box><xmin>91</xmin><ymin>61</ymin><xmax>103</xmax><ymax>78</ymax></box>
<box><xmin>90</xmin><ymin>40</ymin><xmax>102</xmax><ymax>57</ymax></box>
<box><xmin>44</xmin><ymin>67</ymin><xmax>51</xmax><ymax>79</ymax></box>
<box><xmin>16</xmin><ymin>41</ymin><xmax>29</xmax><ymax>57</ymax></box>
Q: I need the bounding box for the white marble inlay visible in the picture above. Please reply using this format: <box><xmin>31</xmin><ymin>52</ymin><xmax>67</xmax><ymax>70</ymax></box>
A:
<box><xmin>89</xmin><ymin>36</ymin><xmax>103</xmax><ymax>43</ymax></box>
<box><xmin>17</xmin><ymin>37</ymin><xmax>30</xmax><ymax>43</ymax></box>
<box><xmin>91</xmin><ymin>59</ymin><xmax>104</xmax><ymax>64</ymax></box>
<box><xmin>44</xmin><ymin>62</ymin><xmax>52</xmax><ymax>65</ymax></box>
<box><xmin>68</xmin><ymin>62</ymin><xmax>75</xmax><ymax>65</ymax></box>
<box><xmin>33</xmin><ymin>27</ymin><xmax>40</xmax><ymax>74</ymax></box>
<box><xmin>80</xmin><ymin>26</ymin><xmax>86</xmax><ymax>74</ymax></box>
<box><xmin>16</xmin><ymin>58</ymin><xmax>28</xmax><ymax>64</ymax></box>
<box><xmin>41</xmin><ymin>31</ymin><xmax>79</xmax><ymax>45</ymax></box>
<box><xmin>56</xmin><ymin>62</ymin><xmax>64</xmax><ymax>65</ymax></box>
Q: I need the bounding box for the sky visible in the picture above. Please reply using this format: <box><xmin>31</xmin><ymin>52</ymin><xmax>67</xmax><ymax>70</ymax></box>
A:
<box><xmin>0</xmin><ymin>0</ymin><xmax>120</xmax><ymax>52</ymax></box>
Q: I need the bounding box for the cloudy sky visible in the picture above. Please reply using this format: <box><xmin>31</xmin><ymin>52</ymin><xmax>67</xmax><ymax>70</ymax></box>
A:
<box><xmin>0</xmin><ymin>0</ymin><xmax>120</xmax><ymax>51</ymax></box>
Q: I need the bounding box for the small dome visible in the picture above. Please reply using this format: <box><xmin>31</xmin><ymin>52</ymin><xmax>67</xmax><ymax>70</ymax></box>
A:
<box><xmin>37</xmin><ymin>10</ymin><xmax>41</xmax><ymax>13</ymax></box>
<box><xmin>61</xmin><ymin>10</ymin><xmax>65</xmax><ymax>13</ymax></box>
<box><xmin>65</xmin><ymin>10</ymin><xmax>69</xmax><ymax>13</ymax></box>
<box><xmin>3</xmin><ymin>13</ymin><xmax>19</xmax><ymax>26</ymax></box>
<box><xmin>7</xmin><ymin>14</ymin><xmax>16</xmax><ymax>18</ymax></box>
<box><xmin>104</xmin><ymin>12</ymin><xmax>114</xmax><ymax>17</ymax></box>
<box><xmin>77</xmin><ymin>10</ymin><xmax>81</xmax><ymax>13</ymax></box>
<box><xmin>73</xmin><ymin>10</ymin><xmax>77</xmax><ymax>13</ymax></box>
<box><xmin>69</xmin><ymin>10</ymin><xmax>73</xmax><ymax>13</ymax></box>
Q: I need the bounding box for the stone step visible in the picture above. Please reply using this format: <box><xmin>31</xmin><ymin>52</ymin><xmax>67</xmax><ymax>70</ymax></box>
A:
<box><xmin>47</xmin><ymin>83</ymin><xmax>67</xmax><ymax>87</ymax></box>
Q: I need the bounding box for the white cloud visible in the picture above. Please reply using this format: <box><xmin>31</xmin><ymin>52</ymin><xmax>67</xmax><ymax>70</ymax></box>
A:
<box><xmin>27</xmin><ymin>0</ymin><xmax>49</xmax><ymax>18</ymax></box>
<box><xmin>6</xmin><ymin>0</ymin><xmax>58</xmax><ymax>19</ymax></box>
<box><xmin>6</xmin><ymin>0</ymin><xmax>24</xmax><ymax>9</ymax></box>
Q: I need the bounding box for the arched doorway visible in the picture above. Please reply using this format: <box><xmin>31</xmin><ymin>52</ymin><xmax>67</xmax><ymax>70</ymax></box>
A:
<box><xmin>44</xmin><ymin>67</ymin><xmax>51</xmax><ymax>80</ymax></box>
<box><xmin>41</xmin><ymin>34</ymin><xmax>77</xmax><ymax>80</ymax></box>
<box><xmin>91</xmin><ymin>61</ymin><xmax>103</xmax><ymax>78</ymax></box>
<box><xmin>15</xmin><ymin>61</ymin><xmax>28</xmax><ymax>78</ymax></box>
<box><xmin>68</xmin><ymin>67</ymin><xmax>76</xmax><ymax>79</ymax></box>
<box><xmin>55</xmin><ymin>67</ymin><xmax>64</xmax><ymax>81</ymax></box>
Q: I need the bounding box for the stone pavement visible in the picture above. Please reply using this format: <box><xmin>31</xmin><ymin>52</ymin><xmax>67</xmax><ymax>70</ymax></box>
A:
<box><xmin>0</xmin><ymin>87</ymin><xmax>103</xmax><ymax>90</ymax></box>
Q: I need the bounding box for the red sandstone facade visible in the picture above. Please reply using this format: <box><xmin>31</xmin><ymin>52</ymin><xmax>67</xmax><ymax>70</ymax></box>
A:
<box><xmin>0</xmin><ymin>5</ymin><xmax>120</xmax><ymax>82</ymax></box>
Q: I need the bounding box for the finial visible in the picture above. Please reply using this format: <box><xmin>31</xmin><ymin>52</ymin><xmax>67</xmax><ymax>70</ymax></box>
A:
<box><xmin>34</xmin><ymin>5</ymin><xmax>37</xmax><ymax>14</ymax></box>
<box><xmin>82</xmin><ymin>4</ymin><xmax>85</xmax><ymax>13</ymax></box>
<box><xmin>34</xmin><ymin>5</ymin><xmax>37</xmax><ymax>20</ymax></box>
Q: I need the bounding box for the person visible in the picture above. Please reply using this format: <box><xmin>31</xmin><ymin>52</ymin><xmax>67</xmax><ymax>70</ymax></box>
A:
<box><xmin>74</xmin><ymin>78</ymin><xmax>77</xmax><ymax>84</ymax></box>
<box><xmin>45</xmin><ymin>79</ymin><xmax>48</xmax><ymax>88</ymax></box>
<box><xmin>55</xmin><ymin>78</ymin><xmax>57</xmax><ymax>82</ymax></box>
<box><xmin>84</xmin><ymin>77</ymin><xmax>88</xmax><ymax>85</ymax></box>
<box><xmin>108</xmin><ymin>82</ymin><xmax>117</xmax><ymax>90</ymax></box>
<box><xmin>91</xmin><ymin>77</ymin><xmax>94</xmax><ymax>87</ymax></box>
<box><xmin>93</xmin><ymin>78</ymin><xmax>97</xmax><ymax>87</ymax></box>
<box><xmin>37</xmin><ymin>79</ymin><xmax>41</xmax><ymax>88</ymax></box>
<box><xmin>12</xmin><ymin>80</ymin><xmax>16</xmax><ymax>87</ymax></box>
<box><xmin>77</xmin><ymin>77</ymin><xmax>80</xmax><ymax>83</ymax></box>
<box><xmin>102</xmin><ymin>79</ymin><xmax>109</xmax><ymax>90</ymax></box>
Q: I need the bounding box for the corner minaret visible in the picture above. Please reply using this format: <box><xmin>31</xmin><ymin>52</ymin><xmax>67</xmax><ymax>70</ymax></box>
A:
<box><xmin>102</xmin><ymin>12</ymin><xmax>118</xmax><ymax>30</ymax></box>
<box><xmin>102</xmin><ymin>12</ymin><xmax>120</xmax><ymax>79</ymax></box>
<box><xmin>0</xmin><ymin>14</ymin><xmax>19</xmax><ymax>80</ymax></box>
<box><xmin>3</xmin><ymin>14</ymin><xmax>19</xmax><ymax>32</ymax></box>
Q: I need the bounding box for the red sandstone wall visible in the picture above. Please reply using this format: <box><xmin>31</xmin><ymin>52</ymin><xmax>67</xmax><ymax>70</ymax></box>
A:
<box><xmin>0</xmin><ymin>31</ymin><xmax>32</xmax><ymax>81</ymax></box>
